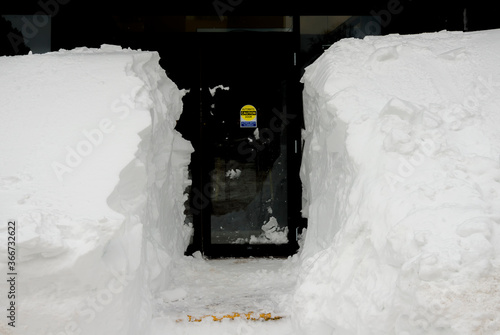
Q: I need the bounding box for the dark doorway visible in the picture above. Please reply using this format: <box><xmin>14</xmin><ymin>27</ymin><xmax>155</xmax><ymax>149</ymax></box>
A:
<box><xmin>182</xmin><ymin>29</ymin><xmax>302</xmax><ymax>258</ymax></box>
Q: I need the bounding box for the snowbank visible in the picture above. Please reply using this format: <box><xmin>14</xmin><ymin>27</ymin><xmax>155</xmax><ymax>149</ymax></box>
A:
<box><xmin>295</xmin><ymin>29</ymin><xmax>500</xmax><ymax>334</ymax></box>
<box><xmin>0</xmin><ymin>45</ymin><xmax>193</xmax><ymax>335</ymax></box>
<box><xmin>3</xmin><ymin>29</ymin><xmax>500</xmax><ymax>335</ymax></box>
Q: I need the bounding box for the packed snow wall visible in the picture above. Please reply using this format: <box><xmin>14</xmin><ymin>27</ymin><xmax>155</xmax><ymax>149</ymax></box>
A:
<box><xmin>0</xmin><ymin>45</ymin><xmax>193</xmax><ymax>335</ymax></box>
<box><xmin>295</xmin><ymin>30</ymin><xmax>500</xmax><ymax>334</ymax></box>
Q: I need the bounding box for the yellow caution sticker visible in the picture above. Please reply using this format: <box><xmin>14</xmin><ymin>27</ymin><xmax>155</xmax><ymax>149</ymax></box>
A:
<box><xmin>240</xmin><ymin>105</ymin><xmax>257</xmax><ymax>128</ymax></box>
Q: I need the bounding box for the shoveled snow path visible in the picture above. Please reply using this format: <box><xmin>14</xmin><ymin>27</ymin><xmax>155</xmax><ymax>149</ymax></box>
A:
<box><xmin>151</xmin><ymin>256</ymin><xmax>299</xmax><ymax>334</ymax></box>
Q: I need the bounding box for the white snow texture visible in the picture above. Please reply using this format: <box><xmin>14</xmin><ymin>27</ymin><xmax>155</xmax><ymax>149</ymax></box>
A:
<box><xmin>1</xmin><ymin>27</ymin><xmax>500</xmax><ymax>335</ymax></box>
<box><xmin>0</xmin><ymin>45</ymin><xmax>193</xmax><ymax>335</ymax></box>
<box><xmin>296</xmin><ymin>30</ymin><xmax>500</xmax><ymax>334</ymax></box>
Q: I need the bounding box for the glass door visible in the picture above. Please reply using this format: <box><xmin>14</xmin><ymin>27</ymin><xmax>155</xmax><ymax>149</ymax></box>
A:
<box><xmin>195</xmin><ymin>30</ymin><xmax>300</xmax><ymax>258</ymax></box>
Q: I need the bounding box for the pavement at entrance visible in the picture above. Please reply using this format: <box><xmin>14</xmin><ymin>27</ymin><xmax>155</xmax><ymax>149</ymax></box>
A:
<box><xmin>151</xmin><ymin>256</ymin><xmax>299</xmax><ymax>333</ymax></box>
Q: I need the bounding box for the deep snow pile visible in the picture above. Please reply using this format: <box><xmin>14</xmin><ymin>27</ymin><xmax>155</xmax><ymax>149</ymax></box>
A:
<box><xmin>295</xmin><ymin>30</ymin><xmax>500</xmax><ymax>334</ymax></box>
<box><xmin>3</xmin><ymin>29</ymin><xmax>500</xmax><ymax>335</ymax></box>
<box><xmin>0</xmin><ymin>45</ymin><xmax>193</xmax><ymax>335</ymax></box>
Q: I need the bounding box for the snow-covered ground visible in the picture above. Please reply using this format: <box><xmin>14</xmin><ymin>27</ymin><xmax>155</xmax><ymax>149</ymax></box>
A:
<box><xmin>1</xmin><ymin>28</ymin><xmax>500</xmax><ymax>335</ymax></box>
<box><xmin>151</xmin><ymin>256</ymin><xmax>298</xmax><ymax>335</ymax></box>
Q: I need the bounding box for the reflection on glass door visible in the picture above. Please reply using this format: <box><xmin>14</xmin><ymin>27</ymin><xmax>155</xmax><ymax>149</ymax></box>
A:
<box><xmin>199</xmin><ymin>31</ymin><xmax>297</xmax><ymax>257</ymax></box>
<box><xmin>209</xmin><ymin>124</ymin><xmax>288</xmax><ymax>245</ymax></box>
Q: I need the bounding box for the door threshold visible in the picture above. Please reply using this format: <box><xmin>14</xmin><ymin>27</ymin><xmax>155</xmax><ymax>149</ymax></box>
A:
<box><xmin>202</xmin><ymin>244</ymin><xmax>298</xmax><ymax>259</ymax></box>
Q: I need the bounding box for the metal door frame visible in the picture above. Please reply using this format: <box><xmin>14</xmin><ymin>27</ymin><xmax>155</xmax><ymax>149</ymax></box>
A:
<box><xmin>186</xmin><ymin>18</ymin><xmax>305</xmax><ymax>258</ymax></box>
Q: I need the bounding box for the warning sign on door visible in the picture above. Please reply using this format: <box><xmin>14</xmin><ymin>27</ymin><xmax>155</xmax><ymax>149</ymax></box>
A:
<box><xmin>240</xmin><ymin>105</ymin><xmax>257</xmax><ymax>128</ymax></box>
